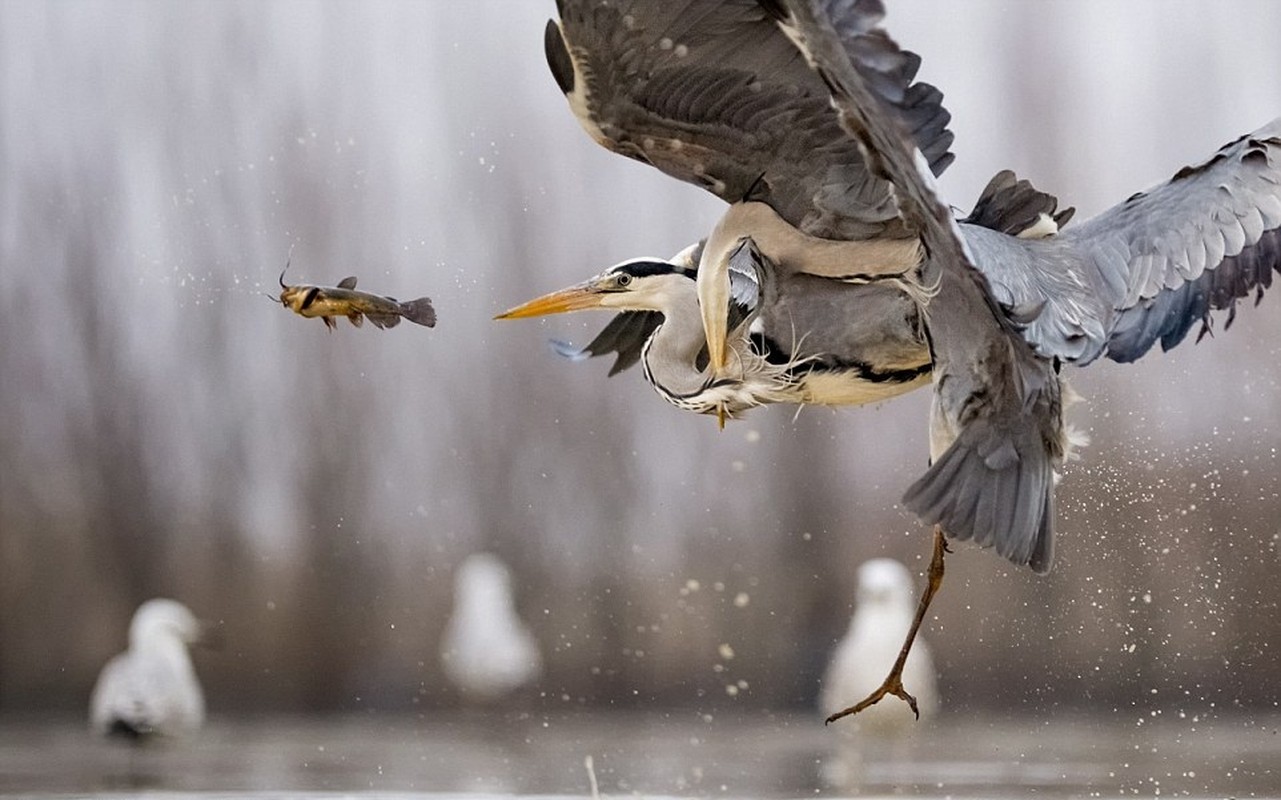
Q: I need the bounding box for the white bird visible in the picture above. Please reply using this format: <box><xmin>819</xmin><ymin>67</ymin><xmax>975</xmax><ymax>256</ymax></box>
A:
<box><xmin>440</xmin><ymin>553</ymin><xmax>543</xmax><ymax>702</ymax></box>
<box><xmin>821</xmin><ymin>559</ymin><xmax>938</xmax><ymax>732</ymax></box>
<box><xmin>820</xmin><ymin>559</ymin><xmax>938</xmax><ymax>787</ymax></box>
<box><xmin>89</xmin><ymin>598</ymin><xmax>206</xmax><ymax>741</ymax></box>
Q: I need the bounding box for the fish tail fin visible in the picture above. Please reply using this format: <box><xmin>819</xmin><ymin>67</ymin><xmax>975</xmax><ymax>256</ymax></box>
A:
<box><xmin>399</xmin><ymin>297</ymin><xmax>437</xmax><ymax>328</ymax></box>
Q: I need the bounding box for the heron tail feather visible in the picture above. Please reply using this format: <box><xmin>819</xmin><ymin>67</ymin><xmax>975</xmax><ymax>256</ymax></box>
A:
<box><xmin>902</xmin><ymin>421</ymin><xmax>1055</xmax><ymax>574</ymax></box>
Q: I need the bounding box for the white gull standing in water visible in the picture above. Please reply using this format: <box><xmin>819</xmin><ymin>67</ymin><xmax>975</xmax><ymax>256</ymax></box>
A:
<box><xmin>820</xmin><ymin>559</ymin><xmax>939</xmax><ymax>786</ymax></box>
<box><xmin>440</xmin><ymin>553</ymin><xmax>542</xmax><ymax>702</ymax></box>
<box><xmin>89</xmin><ymin>598</ymin><xmax>206</xmax><ymax>741</ymax></box>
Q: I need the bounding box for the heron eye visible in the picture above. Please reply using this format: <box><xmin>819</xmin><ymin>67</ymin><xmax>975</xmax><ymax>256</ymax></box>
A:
<box><xmin>616</xmin><ymin>273</ymin><xmax>632</xmax><ymax>287</ymax></box>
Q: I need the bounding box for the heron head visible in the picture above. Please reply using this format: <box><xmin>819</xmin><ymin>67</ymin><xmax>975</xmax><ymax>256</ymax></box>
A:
<box><xmin>495</xmin><ymin>258</ymin><xmax>695</xmax><ymax>319</ymax></box>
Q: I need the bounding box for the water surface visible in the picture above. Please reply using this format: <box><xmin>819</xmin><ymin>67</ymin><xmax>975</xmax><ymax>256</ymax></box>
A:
<box><xmin>1</xmin><ymin>711</ymin><xmax>1278</xmax><ymax>798</ymax></box>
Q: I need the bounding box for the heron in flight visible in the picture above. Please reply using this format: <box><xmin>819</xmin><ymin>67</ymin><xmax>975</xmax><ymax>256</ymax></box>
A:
<box><xmin>498</xmin><ymin>172</ymin><xmax>1066</xmax><ymax>418</ymax></box>
<box><xmin>508</xmin><ymin>0</ymin><xmax>1281</xmax><ymax>721</ymax></box>
<box><xmin>497</xmin><ymin>236</ymin><xmax>937</xmax><ymax>416</ymax></box>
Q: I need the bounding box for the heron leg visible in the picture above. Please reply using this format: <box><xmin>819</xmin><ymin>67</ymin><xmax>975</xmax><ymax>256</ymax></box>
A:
<box><xmin>825</xmin><ymin>526</ymin><xmax>948</xmax><ymax>725</ymax></box>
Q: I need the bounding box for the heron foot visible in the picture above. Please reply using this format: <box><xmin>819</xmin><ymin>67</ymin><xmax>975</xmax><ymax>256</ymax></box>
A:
<box><xmin>825</xmin><ymin>672</ymin><xmax>919</xmax><ymax>724</ymax></box>
<box><xmin>825</xmin><ymin>526</ymin><xmax>949</xmax><ymax>726</ymax></box>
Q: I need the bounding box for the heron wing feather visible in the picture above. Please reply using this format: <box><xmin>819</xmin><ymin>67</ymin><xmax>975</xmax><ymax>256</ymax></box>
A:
<box><xmin>953</xmin><ymin>121</ymin><xmax>1281</xmax><ymax>366</ymax></box>
<box><xmin>991</xmin><ymin>120</ymin><xmax>1281</xmax><ymax>364</ymax></box>
<box><xmin>555</xmin><ymin>310</ymin><xmax>665</xmax><ymax>376</ymax></box>
<box><xmin>551</xmin><ymin>0</ymin><xmax>953</xmax><ymax>239</ymax></box>
<box><xmin>779</xmin><ymin>0</ymin><xmax>1063</xmax><ymax>572</ymax></box>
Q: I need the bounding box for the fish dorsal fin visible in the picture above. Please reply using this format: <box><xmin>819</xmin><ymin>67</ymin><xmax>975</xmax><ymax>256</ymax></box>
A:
<box><xmin>337</xmin><ymin>276</ymin><xmax>358</xmax><ymax>289</ymax></box>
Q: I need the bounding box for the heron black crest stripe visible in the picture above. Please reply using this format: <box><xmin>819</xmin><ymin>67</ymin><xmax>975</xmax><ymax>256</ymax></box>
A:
<box><xmin>613</xmin><ymin>260</ymin><xmax>686</xmax><ymax>280</ymax></box>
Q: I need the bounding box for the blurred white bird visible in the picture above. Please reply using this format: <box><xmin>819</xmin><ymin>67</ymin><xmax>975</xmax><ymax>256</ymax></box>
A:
<box><xmin>440</xmin><ymin>553</ymin><xmax>542</xmax><ymax>701</ymax></box>
<box><xmin>820</xmin><ymin>559</ymin><xmax>938</xmax><ymax>785</ymax></box>
<box><xmin>89</xmin><ymin>598</ymin><xmax>206</xmax><ymax>741</ymax></box>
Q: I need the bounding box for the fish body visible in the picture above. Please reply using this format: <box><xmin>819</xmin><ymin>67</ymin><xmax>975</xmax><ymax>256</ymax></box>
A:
<box><xmin>279</xmin><ymin>274</ymin><xmax>436</xmax><ymax>330</ymax></box>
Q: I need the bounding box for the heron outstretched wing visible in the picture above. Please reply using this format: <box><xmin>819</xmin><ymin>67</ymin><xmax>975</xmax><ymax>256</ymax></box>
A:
<box><xmin>966</xmin><ymin>120</ymin><xmax>1281</xmax><ymax>366</ymax></box>
<box><xmin>777</xmin><ymin>0</ymin><xmax>1064</xmax><ymax>572</ymax></box>
<box><xmin>1069</xmin><ymin>122</ymin><xmax>1281</xmax><ymax>363</ymax></box>
<box><xmin>548</xmin><ymin>0</ymin><xmax>953</xmax><ymax>241</ymax></box>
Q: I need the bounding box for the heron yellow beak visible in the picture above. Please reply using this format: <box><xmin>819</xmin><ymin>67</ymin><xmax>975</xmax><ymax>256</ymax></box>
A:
<box><xmin>699</xmin><ymin>299</ymin><xmax>729</xmax><ymax>374</ymax></box>
<box><xmin>696</xmin><ymin>253</ymin><xmax>731</xmax><ymax>375</ymax></box>
<box><xmin>494</xmin><ymin>283</ymin><xmax>605</xmax><ymax>319</ymax></box>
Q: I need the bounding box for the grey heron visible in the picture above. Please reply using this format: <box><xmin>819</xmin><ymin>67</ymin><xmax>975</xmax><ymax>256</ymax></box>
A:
<box><xmin>499</xmin><ymin>243</ymin><xmax>816</xmax><ymax>416</ymax></box>
<box><xmin>497</xmin><ymin>236</ymin><xmax>936</xmax><ymax>416</ymax></box>
<box><xmin>499</xmin><ymin>171</ymin><xmax>1065</xmax><ymax>418</ymax></box>
<box><xmin>89</xmin><ymin>599</ymin><xmax>206</xmax><ymax>741</ymax></box>
<box><xmin>525</xmin><ymin>0</ymin><xmax>1281</xmax><ymax>720</ymax></box>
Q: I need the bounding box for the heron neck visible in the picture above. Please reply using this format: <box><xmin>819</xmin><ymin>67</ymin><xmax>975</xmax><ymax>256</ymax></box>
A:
<box><xmin>643</xmin><ymin>292</ymin><xmax>713</xmax><ymax>398</ymax></box>
<box><xmin>710</xmin><ymin>201</ymin><xmax>921</xmax><ymax>277</ymax></box>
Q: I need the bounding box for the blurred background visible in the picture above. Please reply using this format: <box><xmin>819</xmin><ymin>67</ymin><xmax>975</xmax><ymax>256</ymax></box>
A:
<box><xmin>1</xmin><ymin>0</ymin><xmax>1280</xmax><ymax>744</ymax></box>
